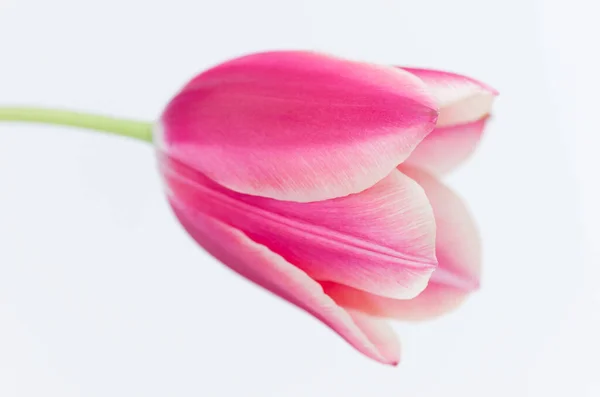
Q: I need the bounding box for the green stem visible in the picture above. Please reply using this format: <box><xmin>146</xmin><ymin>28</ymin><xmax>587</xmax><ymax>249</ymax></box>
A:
<box><xmin>0</xmin><ymin>107</ymin><xmax>153</xmax><ymax>143</ymax></box>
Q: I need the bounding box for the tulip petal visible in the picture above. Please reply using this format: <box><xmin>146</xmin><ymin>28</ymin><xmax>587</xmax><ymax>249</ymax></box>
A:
<box><xmin>323</xmin><ymin>167</ymin><xmax>481</xmax><ymax>321</ymax></box>
<box><xmin>400</xmin><ymin>67</ymin><xmax>498</xmax><ymax>127</ymax></box>
<box><xmin>170</xmin><ymin>204</ymin><xmax>400</xmax><ymax>365</ymax></box>
<box><xmin>321</xmin><ymin>282</ymin><xmax>470</xmax><ymax>322</ymax></box>
<box><xmin>161</xmin><ymin>154</ymin><xmax>437</xmax><ymax>300</ymax></box>
<box><xmin>346</xmin><ymin>310</ymin><xmax>401</xmax><ymax>365</ymax></box>
<box><xmin>159</xmin><ymin>51</ymin><xmax>438</xmax><ymax>202</ymax></box>
<box><xmin>396</xmin><ymin>67</ymin><xmax>497</xmax><ymax>174</ymax></box>
<box><xmin>402</xmin><ymin>117</ymin><xmax>489</xmax><ymax>174</ymax></box>
<box><xmin>401</xmin><ymin>167</ymin><xmax>481</xmax><ymax>290</ymax></box>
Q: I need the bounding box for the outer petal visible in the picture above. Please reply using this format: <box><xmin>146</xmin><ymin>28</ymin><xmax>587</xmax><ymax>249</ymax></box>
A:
<box><xmin>400</xmin><ymin>67</ymin><xmax>497</xmax><ymax>127</ymax></box>
<box><xmin>170</xmin><ymin>204</ymin><xmax>400</xmax><ymax>365</ymax></box>
<box><xmin>323</xmin><ymin>167</ymin><xmax>481</xmax><ymax>321</ymax></box>
<box><xmin>161</xmin><ymin>154</ymin><xmax>437</xmax><ymax>300</ymax></box>
<box><xmin>402</xmin><ymin>117</ymin><xmax>489</xmax><ymax>175</ymax></box>
<box><xmin>158</xmin><ymin>51</ymin><xmax>438</xmax><ymax>202</ymax></box>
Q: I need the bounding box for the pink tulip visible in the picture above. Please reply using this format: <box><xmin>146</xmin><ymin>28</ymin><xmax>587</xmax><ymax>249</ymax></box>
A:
<box><xmin>0</xmin><ymin>50</ymin><xmax>496</xmax><ymax>365</ymax></box>
<box><xmin>155</xmin><ymin>51</ymin><xmax>496</xmax><ymax>365</ymax></box>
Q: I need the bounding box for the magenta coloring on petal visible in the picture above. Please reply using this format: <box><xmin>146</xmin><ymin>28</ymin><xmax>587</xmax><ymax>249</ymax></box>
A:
<box><xmin>171</xmin><ymin>204</ymin><xmax>400</xmax><ymax>365</ymax></box>
<box><xmin>159</xmin><ymin>51</ymin><xmax>439</xmax><ymax>202</ymax></box>
<box><xmin>160</xmin><ymin>154</ymin><xmax>437</xmax><ymax>300</ymax></box>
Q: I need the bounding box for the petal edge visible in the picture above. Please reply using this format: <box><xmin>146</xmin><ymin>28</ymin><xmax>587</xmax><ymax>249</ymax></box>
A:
<box><xmin>400</xmin><ymin>67</ymin><xmax>497</xmax><ymax>127</ymax></box>
<box><xmin>403</xmin><ymin>117</ymin><xmax>489</xmax><ymax>175</ymax></box>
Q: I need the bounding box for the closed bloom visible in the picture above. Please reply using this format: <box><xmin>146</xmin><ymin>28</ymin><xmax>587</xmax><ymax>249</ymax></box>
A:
<box><xmin>156</xmin><ymin>51</ymin><xmax>496</xmax><ymax>365</ymax></box>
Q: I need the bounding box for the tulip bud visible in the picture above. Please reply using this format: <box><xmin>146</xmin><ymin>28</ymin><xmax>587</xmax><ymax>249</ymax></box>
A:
<box><xmin>0</xmin><ymin>50</ymin><xmax>496</xmax><ymax>365</ymax></box>
<box><xmin>155</xmin><ymin>51</ymin><xmax>493</xmax><ymax>364</ymax></box>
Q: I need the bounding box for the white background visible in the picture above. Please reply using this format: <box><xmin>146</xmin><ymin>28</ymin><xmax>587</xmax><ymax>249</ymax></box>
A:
<box><xmin>0</xmin><ymin>0</ymin><xmax>598</xmax><ymax>396</ymax></box>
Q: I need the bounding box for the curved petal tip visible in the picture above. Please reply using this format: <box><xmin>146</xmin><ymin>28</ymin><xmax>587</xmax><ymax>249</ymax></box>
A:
<box><xmin>324</xmin><ymin>167</ymin><xmax>481</xmax><ymax>322</ymax></box>
<box><xmin>400</xmin><ymin>66</ymin><xmax>498</xmax><ymax>127</ymax></box>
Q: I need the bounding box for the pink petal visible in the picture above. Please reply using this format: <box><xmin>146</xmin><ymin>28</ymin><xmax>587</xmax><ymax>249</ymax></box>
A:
<box><xmin>400</xmin><ymin>67</ymin><xmax>498</xmax><ymax>127</ymax></box>
<box><xmin>402</xmin><ymin>117</ymin><xmax>489</xmax><ymax>175</ymax></box>
<box><xmin>158</xmin><ymin>51</ymin><xmax>438</xmax><ymax>202</ymax></box>
<box><xmin>161</xmin><ymin>154</ymin><xmax>437</xmax><ymax>300</ymax></box>
<box><xmin>321</xmin><ymin>282</ymin><xmax>470</xmax><ymax>322</ymax></box>
<box><xmin>346</xmin><ymin>310</ymin><xmax>401</xmax><ymax>365</ymax></box>
<box><xmin>323</xmin><ymin>167</ymin><xmax>481</xmax><ymax>321</ymax></box>
<box><xmin>170</xmin><ymin>204</ymin><xmax>400</xmax><ymax>365</ymax></box>
<box><xmin>401</xmin><ymin>167</ymin><xmax>481</xmax><ymax>290</ymax></box>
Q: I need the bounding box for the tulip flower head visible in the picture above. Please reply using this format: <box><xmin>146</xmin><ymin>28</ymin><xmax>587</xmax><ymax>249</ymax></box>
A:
<box><xmin>0</xmin><ymin>50</ymin><xmax>497</xmax><ymax>366</ymax></box>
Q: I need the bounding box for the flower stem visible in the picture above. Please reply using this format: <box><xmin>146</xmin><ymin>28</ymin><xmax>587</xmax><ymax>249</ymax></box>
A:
<box><xmin>0</xmin><ymin>107</ymin><xmax>153</xmax><ymax>143</ymax></box>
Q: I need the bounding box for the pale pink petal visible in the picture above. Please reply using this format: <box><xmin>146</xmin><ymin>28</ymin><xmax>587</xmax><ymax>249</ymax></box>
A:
<box><xmin>158</xmin><ymin>51</ymin><xmax>438</xmax><ymax>202</ymax></box>
<box><xmin>323</xmin><ymin>168</ymin><xmax>481</xmax><ymax>321</ymax></box>
<box><xmin>347</xmin><ymin>310</ymin><xmax>401</xmax><ymax>365</ymax></box>
<box><xmin>400</xmin><ymin>67</ymin><xmax>498</xmax><ymax>127</ymax></box>
<box><xmin>402</xmin><ymin>117</ymin><xmax>489</xmax><ymax>175</ymax></box>
<box><xmin>322</xmin><ymin>282</ymin><xmax>470</xmax><ymax>322</ymax></box>
<box><xmin>170</xmin><ymin>204</ymin><xmax>400</xmax><ymax>365</ymax></box>
<box><xmin>161</xmin><ymin>154</ymin><xmax>437</xmax><ymax>300</ymax></box>
<box><xmin>402</xmin><ymin>167</ymin><xmax>481</xmax><ymax>289</ymax></box>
